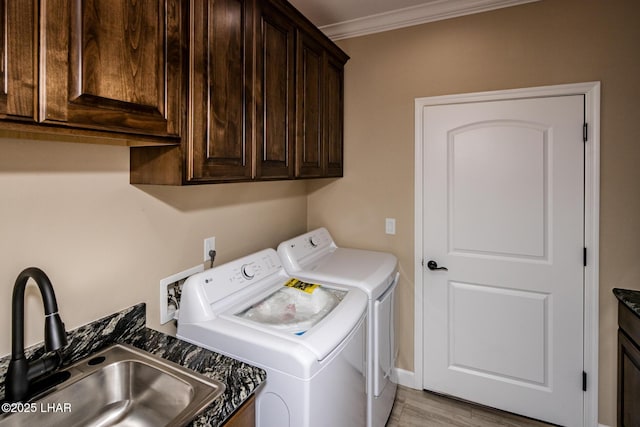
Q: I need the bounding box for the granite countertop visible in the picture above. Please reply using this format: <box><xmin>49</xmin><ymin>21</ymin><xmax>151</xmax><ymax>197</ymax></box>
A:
<box><xmin>613</xmin><ymin>288</ymin><xmax>640</xmax><ymax>318</ymax></box>
<box><xmin>0</xmin><ymin>303</ymin><xmax>266</xmax><ymax>426</ymax></box>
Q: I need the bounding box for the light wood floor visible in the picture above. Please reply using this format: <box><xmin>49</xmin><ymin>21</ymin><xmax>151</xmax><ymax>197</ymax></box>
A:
<box><xmin>386</xmin><ymin>386</ymin><xmax>555</xmax><ymax>427</ymax></box>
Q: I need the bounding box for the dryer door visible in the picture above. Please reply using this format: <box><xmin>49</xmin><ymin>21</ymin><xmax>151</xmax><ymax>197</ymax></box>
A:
<box><xmin>373</xmin><ymin>276</ymin><xmax>398</xmax><ymax>396</ymax></box>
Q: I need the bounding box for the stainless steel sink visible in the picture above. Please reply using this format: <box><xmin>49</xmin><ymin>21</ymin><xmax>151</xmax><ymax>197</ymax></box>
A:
<box><xmin>0</xmin><ymin>344</ymin><xmax>225</xmax><ymax>427</ymax></box>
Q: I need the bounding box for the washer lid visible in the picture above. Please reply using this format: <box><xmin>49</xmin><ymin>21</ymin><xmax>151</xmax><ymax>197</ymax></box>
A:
<box><xmin>236</xmin><ymin>279</ymin><xmax>346</xmax><ymax>334</ymax></box>
<box><xmin>223</xmin><ymin>280</ymin><xmax>367</xmax><ymax>361</ymax></box>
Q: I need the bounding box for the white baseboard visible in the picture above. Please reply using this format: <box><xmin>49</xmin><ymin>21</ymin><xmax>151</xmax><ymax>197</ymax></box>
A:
<box><xmin>394</xmin><ymin>368</ymin><xmax>419</xmax><ymax>390</ymax></box>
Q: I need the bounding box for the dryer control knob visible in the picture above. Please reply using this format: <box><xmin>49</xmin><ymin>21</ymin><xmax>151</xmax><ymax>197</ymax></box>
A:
<box><xmin>241</xmin><ymin>264</ymin><xmax>256</xmax><ymax>280</ymax></box>
<box><xmin>309</xmin><ymin>236</ymin><xmax>319</xmax><ymax>248</ymax></box>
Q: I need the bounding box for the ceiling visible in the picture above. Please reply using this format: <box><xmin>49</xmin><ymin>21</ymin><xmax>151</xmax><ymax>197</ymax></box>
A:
<box><xmin>288</xmin><ymin>0</ymin><xmax>540</xmax><ymax>40</ymax></box>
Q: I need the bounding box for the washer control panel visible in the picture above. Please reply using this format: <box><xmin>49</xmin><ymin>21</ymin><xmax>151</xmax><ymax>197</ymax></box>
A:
<box><xmin>200</xmin><ymin>249</ymin><xmax>281</xmax><ymax>304</ymax></box>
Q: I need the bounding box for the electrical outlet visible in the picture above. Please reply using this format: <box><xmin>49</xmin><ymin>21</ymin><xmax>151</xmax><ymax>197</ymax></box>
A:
<box><xmin>204</xmin><ymin>237</ymin><xmax>216</xmax><ymax>263</ymax></box>
<box><xmin>159</xmin><ymin>264</ymin><xmax>204</xmax><ymax>324</ymax></box>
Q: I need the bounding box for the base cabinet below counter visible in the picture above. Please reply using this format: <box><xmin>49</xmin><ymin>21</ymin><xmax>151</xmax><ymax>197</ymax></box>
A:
<box><xmin>223</xmin><ymin>395</ymin><xmax>255</xmax><ymax>427</ymax></box>
<box><xmin>617</xmin><ymin>293</ymin><xmax>640</xmax><ymax>426</ymax></box>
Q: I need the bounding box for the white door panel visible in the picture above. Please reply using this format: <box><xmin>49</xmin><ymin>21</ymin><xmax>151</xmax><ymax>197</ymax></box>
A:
<box><xmin>450</xmin><ymin>121</ymin><xmax>547</xmax><ymax>258</ymax></box>
<box><xmin>422</xmin><ymin>95</ymin><xmax>584</xmax><ymax>426</ymax></box>
<box><xmin>448</xmin><ymin>282</ymin><xmax>548</xmax><ymax>387</ymax></box>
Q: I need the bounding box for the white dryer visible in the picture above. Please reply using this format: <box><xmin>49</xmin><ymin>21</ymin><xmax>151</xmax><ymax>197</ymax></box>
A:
<box><xmin>176</xmin><ymin>248</ymin><xmax>367</xmax><ymax>427</ymax></box>
<box><xmin>277</xmin><ymin>228</ymin><xmax>399</xmax><ymax>427</ymax></box>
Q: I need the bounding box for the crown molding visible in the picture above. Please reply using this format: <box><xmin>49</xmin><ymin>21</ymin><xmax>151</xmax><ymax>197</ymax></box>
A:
<box><xmin>319</xmin><ymin>0</ymin><xmax>540</xmax><ymax>41</ymax></box>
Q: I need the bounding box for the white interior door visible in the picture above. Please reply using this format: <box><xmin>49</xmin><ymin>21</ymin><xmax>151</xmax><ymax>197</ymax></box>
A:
<box><xmin>421</xmin><ymin>95</ymin><xmax>585</xmax><ymax>426</ymax></box>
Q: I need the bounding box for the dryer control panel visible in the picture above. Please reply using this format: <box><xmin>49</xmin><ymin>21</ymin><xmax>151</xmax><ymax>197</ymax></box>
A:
<box><xmin>277</xmin><ymin>227</ymin><xmax>336</xmax><ymax>271</ymax></box>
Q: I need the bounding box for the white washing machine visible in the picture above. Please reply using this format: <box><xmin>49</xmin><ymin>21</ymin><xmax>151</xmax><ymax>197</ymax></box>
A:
<box><xmin>277</xmin><ymin>228</ymin><xmax>399</xmax><ymax>427</ymax></box>
<box><xmin>176</xmin><ymin>248</ymin><xmax>368</xmax><ymax>427</ymax></box>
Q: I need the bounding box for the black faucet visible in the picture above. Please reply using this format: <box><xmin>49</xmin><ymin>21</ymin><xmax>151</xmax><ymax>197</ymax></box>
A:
<box><xmin>5</xmin><ymin>267</ymin><xmax>68</xmax><ymax>402</ymax></box>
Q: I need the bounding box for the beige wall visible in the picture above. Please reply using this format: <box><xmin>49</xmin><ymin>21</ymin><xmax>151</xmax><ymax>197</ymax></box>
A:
<box><xmin>307</xmin><ymin>0</ymin><xmax>640</xmax><ymax>425</ymax></box>
<box><xmin>0</xmin><ymin>137</ymin><xmax>308</xmax><ymax>355</ymax></box>
<box><xmin>2</xmin><ymin>1</ymin><xmax>639</xmax><ymax>425</ymax></box>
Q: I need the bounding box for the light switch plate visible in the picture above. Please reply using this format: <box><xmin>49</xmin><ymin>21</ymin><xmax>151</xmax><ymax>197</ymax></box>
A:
<box><xmin>385</xmin><ymin>218</ymin><xmax>396</xmax><ymax>235</ymax></box>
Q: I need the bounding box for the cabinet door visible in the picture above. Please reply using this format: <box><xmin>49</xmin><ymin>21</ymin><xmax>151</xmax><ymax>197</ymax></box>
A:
<box><xmin>254</xmin><ymin>0</ymin><xmax>295</xmax><ymax>180</ymax></box>
<box><xmin>618</xmin><ymin>330</ymin><xmax>640</xmax><ymax>426</ymax></box>
<box><xmin>295</xmin><ymin>30</ymin><xmax>324</xmax><ymax>178</ymax></box>
<box><xmin>325</xmin><ymin>53</ymin><xmax>344</xmax><ymax>177</ymax></box>
<box><xmin>42</xmin><ymin>0</ymin><xmax>184</xmax><ymax>138</ymax></box>
<box><xmin>188</xmin><ymin>0</ymin><xmax>253</xmax><ymax>182</ymax></box>
<box><xmin>0</xmin><ymin>0</ymin><xmax>36</xmax><ymax>120</ymax></box>
<box><xmin>223</xmin><ymin>395</ymin><xmax>255</xmax><ymax>426</ymax></box>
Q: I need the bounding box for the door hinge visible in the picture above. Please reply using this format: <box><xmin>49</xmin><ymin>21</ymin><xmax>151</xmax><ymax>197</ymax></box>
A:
<box><xmin>583</xmin><ymin>247</ymin><xmax>587</xmax><ymax>267</ymax></box>
<box><xmin>583</xmin><ymin>123</ymin><xmax>588</xmax><ymax>142</ymax></box>
<box><xmin>582</xmin><ymin>371</ymin><xmax>587</xmax><ymax>391</ymax></box>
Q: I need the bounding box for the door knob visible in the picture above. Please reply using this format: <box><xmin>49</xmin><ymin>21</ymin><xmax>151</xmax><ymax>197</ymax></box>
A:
<box><xmin>426</xmin><ymin>260</ymin><xmax>448</xmax><ymax>271</ymax></box>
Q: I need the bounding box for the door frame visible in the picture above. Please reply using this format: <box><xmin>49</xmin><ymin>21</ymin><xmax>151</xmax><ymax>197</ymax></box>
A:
<box><xmin>413</xmin><ymin>82</ymin><xmax>600</xmax><ymax>426</ymax></box>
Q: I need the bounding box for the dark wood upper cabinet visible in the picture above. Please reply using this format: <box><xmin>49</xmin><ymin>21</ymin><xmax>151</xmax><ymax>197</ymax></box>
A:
<box><xmin>187</xmin><ymin>0</ymin><xmax>253</xmax><ymax>182</ymax></box>
<box><xmin>295</xmin><ymin>30</ymin><xmax>324</xmax><ymax>178</ymax></box>
<box><xmin>295</xmin><ymin>28</ymin><xmax>346</xmax><ymax>179</ymax></box>
<box><xmin>0</xmin><ymin>0</ymin><xmax>37</xmax><ymax>120</ymax></box>
<box><xmin>325</xmin><ymin>53</ymin><xmax>345</xmax><ymax>178</ymax></box>
<box><xmin>254</xmin><ymin>0</ymin><xmax>295</xmax><ymax>180</ymax></box>
<box><xmin>0</xmin><ymin>0</ymin><xmax>346</xmax><ymax>183</ymax></box>
<box><xmin>132</xmin><ymin>0</ymin><xmax>347</xmax><ymax>185</ymax></box>
<box><xmin>41</xmin><ymin>0</ymin><xmax>185</xmax><ymax>139</ymax></box>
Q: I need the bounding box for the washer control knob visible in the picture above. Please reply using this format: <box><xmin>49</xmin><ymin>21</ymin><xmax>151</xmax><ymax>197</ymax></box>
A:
<box><xmin>309</xmin><ymin>236</ymin><xmax>318</xmax><ymax>248</ymax></box>
<box><xmin>241</xmin><ymin>264</ymin><xmax>256</xmax><ymax>280</ymax></box>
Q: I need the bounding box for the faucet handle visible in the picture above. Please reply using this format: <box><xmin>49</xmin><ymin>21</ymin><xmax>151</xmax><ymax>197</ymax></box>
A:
<box><xmin>44</xmin><ymin>312</ymin><xmax>68</xmax><ymax>352</ymax></box>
